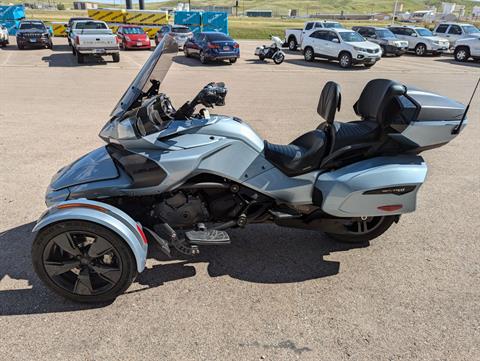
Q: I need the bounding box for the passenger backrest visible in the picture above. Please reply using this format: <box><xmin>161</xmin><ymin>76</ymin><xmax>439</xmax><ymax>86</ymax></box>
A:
<box><xmin>353</xmin><ymin>79</ymin><xmax>407</xmax><ymax>126</ymax></box>
<box><xmin>317</xmin><ymin>81</ymin><xmax>341</xmax><ymax>124</ymax></box>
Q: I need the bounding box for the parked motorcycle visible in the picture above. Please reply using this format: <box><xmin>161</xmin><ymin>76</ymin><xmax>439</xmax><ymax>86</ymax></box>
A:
<box><xmin>32</xmin><ymin>37</ymin><xmax>471</xmax><ymax>303</ymax></box>
<box><xmin>255</xmin><ymin>35</ymin><xmax>285</xmax><ymax>64</ymax></box>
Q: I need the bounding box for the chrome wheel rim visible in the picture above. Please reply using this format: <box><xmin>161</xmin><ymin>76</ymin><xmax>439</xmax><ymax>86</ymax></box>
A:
<box><xmin>42</xmin><ymin>231</ymin><xmax>122</xmax><ymax>296</ymax></box>
<box><xmin>416</xmin><ymin>46</ymin><xmax>425</xmax><ymax>55</ymax></box>
<box><xmin>289</xmin><ymin>40</ymin><xmax>296</xmax><ymax>50</ymax></box>
<box><xmin>456</xmin><ymin>50</ymin><xmax>467</xmax><ymax>61</ymax></box>
<box><xmin>305</xmin><ymin>49</ymin><xmax>313</xmax><ymax>60</ymax></box>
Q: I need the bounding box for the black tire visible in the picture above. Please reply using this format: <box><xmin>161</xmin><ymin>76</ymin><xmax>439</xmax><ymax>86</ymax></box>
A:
<box><xmin>229</xmin><ymin>57</ymin><xmax>237</xmax><ymax>64</ymax></box>
<box><xmin>47</xmin><ymin>42</ymin><xmax>53</xmax><ymax>50</ymax></box>
<box><xmin>364</xmin><ymin>62</ymin><xmax>375</xmax><ymax>68</ymax></box>
<box><xmin>199</xmin><ymin>50</ymin><xmax>208</xmax><ymax>64</ymax></box>
<box><xmin>380</xmin><ymin>45</ymin><xmax>386</xmax><ymax>57</ymax></box>
<box><xmin>18</xmin><ymin>44</ymin><xmax>24</xmax><ymax>50</ymax></box>
<box><xmin>72</xmin><ymin>46</ymin><xmax>76</xmax><ymax>55</ymax></box>
<box><xmin>77</xmin><ymin>52</ymin><xmax>84</xmax><ymax>64</ymax></box>
<box><xmin>184</xmin><ymin>47</ymin><xmax>190</xmax><ymax>57</ymax></box>
<box><xmin>325</xmin><ymin>216</ymin><xmax>396</xmax><ymax>244</ymax></box>
<box><xmin>414</xmin><ymin>43</ymin><xmax>427</xmax><ymax>56</ymax></box>
<box><xmin>454</xmin><ymin>46</ymin><xmax>470</xmax><ymax>62</ymax></box>
<box><xmin>338</xmin><ymin>51</ymin><xmax>352</xmax><ymax>68</ymax></box>
<box><xmin>288</xmin><ymin>37</ymin><xmax>297</xmax><ymax>51</ymax></box>
<box><xmin>112</xmin><ymin>53</ymin><xmax>120</xmax><ymax>63</ymax></box>
<box><xmin>273</xmin><ymin>52</ymin><xmax>285</xmax><ymax>64</ymax></box>
<box><xmin>258</xmin><ymin>53</ymin><xmax>265</xmax><ymax>61</ymax></box>
<box><xmin>303</xmin><ymin>46</ymin><xmax>314</xmax><ymax>62</ymax></box>
<box><xmin>32</xmin><ymin>220</ymin><xmax>137</xmax><ymax>303</ymax></box>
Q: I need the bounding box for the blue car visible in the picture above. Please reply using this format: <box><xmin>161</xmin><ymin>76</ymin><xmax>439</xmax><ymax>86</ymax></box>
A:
<box><xmin>184</xmin><ymin>31</ymin><xmax>240</xmax><ymax>64</ymax></box>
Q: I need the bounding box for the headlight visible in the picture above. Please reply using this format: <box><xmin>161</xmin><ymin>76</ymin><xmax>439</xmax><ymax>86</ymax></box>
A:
<box><xmin>42</xmin><ymin>32</ymin><xmax>49</xmax><ymax>37</ymax></box>
<box><xmin>99</xmin><ymin>117</ymin><xmax>137</xmax><ymax>141</ymax></box>
<box><xmin>387</xmin><ymin>40</ymin><xmax>396</xmax><ymax>46</ymax></box>
<box><xmin>353</xmin><ymin>46</ymin><xmax>367</xmax><ymax>52</ymax></box>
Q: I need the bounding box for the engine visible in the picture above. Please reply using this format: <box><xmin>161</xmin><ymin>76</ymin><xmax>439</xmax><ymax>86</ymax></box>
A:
<box><xmin>152</xmin><ymin>192</ymin><xmax>209</xmax><ymax>228</ymax></box>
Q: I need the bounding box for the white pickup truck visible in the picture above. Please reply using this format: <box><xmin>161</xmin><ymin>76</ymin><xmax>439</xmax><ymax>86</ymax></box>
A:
<box><xmin>285</xmin><ymin>20</ymin><xmax>343</xmax><ymax>50</ymax></box>
<box><xmin>453</xmin><ymin>36</ymin><xmax>480</xmax><ymax>62</ymax></box>
<box><xmin>69</xmin><ymin>20</ymin><xmax>120</xmax><ymax>64</ymax></box>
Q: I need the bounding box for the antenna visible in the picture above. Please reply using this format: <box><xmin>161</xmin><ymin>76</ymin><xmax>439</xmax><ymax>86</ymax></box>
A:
<box><xmin>452</xmin><ymin>77</ymin><xmax>480</xmax><ymax>135</ymax></box>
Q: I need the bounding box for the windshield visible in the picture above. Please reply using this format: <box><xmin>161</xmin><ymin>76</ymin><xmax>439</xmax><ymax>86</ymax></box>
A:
<box><xmin>339</xmin><ymin>31</ymin><xmax>365</xmax><ymax>42</ymax></box>
<box><xmin>324</xmin><ymin>22</ymin><xmax>343</xmax><ymax>29</ymax></box>
<box><xmin>19</xmin><ymin>23</ymin><xmax>45</xmax><ymax>30</ymax></box>
<box><xmin>376</xmin><ymin>29</ymin><xmax>396</xmax><ymax>39</ymax></box>
<box><xmin>111</xmin><ymin>36</ymin><xmax>178</xmax><ymax>117</ymax></box>
<box><xmin>171</xmin><ymin>27</ymin><xmax>190</xmax><ymax>34</ymax></box>
<box><xmin>463</xmin><ymin>25</ymin><xmax>480</xmax><ymax>34</ymax></box>
<box><xmin>123</xmin><ymin>27</ymin><xmax>145</xmax><ymax>34</ymax></box>
<box><xmin>206</xmin><ymin>33</ymin><xmax>231</xmax><ymax>41</ymax></box>
<box><xmin>75</xmin><ymin>21</ymin><xmax>107</xmax><ymax>30</ymax></box>
<box><xmin>416</xmin><ymin>28</ymin><xmax>433</xmax><ymax>37</ymax></box>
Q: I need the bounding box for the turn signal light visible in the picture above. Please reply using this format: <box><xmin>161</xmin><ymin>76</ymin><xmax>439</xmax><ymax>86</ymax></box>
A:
<box><xmin>377</xmin><ymin>205</ymin><xmax>403</xmax><ymax>212</ymax></box>
<box><xmin>57</xmin><ymin>203</ymin><xmax>107</xmax><ymax>212</ymax></box>
<box><xmin>136</xmin><ymin>223</ymin><xmax>148</xmax><ymax>244</ymax></box>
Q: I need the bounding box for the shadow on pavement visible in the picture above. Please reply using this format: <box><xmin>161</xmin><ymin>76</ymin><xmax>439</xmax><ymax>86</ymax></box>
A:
<box><xmin>0</xmin><ymin>222</ymin><xmax>366</xmax><ymax>316</ymax></box>
<box><xmin>41</xmin><ymin>52</ymin><xmax>111</xmax><ymax>67</ymax></box>
<box><xmin>434</xmin><ymin>58</ymin><xmax>480</xmax><ymax>67</ymax></box>
<box><xmin>285</xmin><ymin>58</ymin><xmax>372</xmax><ymax>71</ymax></box>
<box><xmin>173</xmin><ymin>55</ymin><xmax>235</xmax><ymax>67</ymax></box>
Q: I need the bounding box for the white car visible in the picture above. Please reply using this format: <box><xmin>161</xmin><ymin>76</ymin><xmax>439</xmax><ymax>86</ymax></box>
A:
<box><xmin>433</xmin><ymin>22</ymin><xmax>480</xmax><ymax>47</ymax></box>
<box><xmin>389</xmin><ymin>25</ymin><xmax>449</xmax><ymax>56</ymax></box>
<box><xmin>70</xmin><ymin>20</ymin><xmax>120</xmax><ymax>64</ymax></box>
<box><xmin>0</xmin><ymin>24</ymin><xmax>9</xmax><ymax>47</ymax></box>
<box><xmin>301</xmin><ymin>28</ymin><xmax>381</xmax><ymax>68</ymax></box>
<box><xmin>453</xmin><ymin>37</ymin><xmax>480</xmax><ymax>62</ymax></box>
<box><xmin>285</xmin><ymin>20</ymin><xmax>343</xmax><ymax>51</ymax></box>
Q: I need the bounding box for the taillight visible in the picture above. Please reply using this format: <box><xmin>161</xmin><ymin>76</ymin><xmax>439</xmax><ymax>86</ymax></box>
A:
<box><xmin>233</xmin><ymin>43</ymin><xmax>239</xmax><ymax>49</ymax></box>
<box><xmin>207</xmin><ymin>42</ymin><xmax>219</xmax><ymax>49</ymax></box>
<box><xmin>75</xmin><ymin>36</ymin><xmax>79</xmax><ymax>45</ymax></box>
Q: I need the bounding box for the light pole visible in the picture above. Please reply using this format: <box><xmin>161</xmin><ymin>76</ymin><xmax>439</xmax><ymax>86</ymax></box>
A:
<box><xmin>392</xmin><ymin>0</ymin><xmax>399</xmax><ymax>25</ymax></box>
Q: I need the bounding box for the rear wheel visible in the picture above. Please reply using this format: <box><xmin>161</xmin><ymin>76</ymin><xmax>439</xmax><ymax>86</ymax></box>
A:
<box><xmin>77</xmin><ymin>52</ymin><xmax>84</xmax><ymax>64</ymax></box>
<box><xmin>288</xmin><ymin>37</ymin><xmax>297</xmax><ymax>51</ymax></box>
<box><xmin>273</xmin><ymin>52</ymin><xmax>285</xmax><ymax>64</ymax></box>
<box><xmin>199</xmin><ymin>51</ymin><xmax>208</xmax><ymax>64</ymax></box>
<box><xmin>112</xmin><ymin>53</ymin><xmax>120</xmax><ymax>63</ymax></box>
<box><xmin>32</xmin><ymin>221</ymin><xmax>137</xmax><ymax>303</ymax></box>
<box><xmin>303</xmin><ymin>47</ymin><xmax>314</xmax><ymax>62</ymax></box>
<box><xmin>454</xmin><ymin>46</ymin><xmax>470</xmax><ymax>62</ymax></box>
<box><xmin>415</xmin><ymin>43</ymin><xmax>427</xmax><ymax>56</ymax></box>
<box><xmin>325</xmin><ymin>216</ymin><xmax>396</xmax><ymax>244</ymax></box>
<box><xmin>229</xmin><ymin>57</ymin><xmax>237</xmax><ymax>64</ymax></box>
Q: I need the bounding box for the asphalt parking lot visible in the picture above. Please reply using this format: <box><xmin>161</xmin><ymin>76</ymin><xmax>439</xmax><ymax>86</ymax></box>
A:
<box><xmin>0</xmin><ymin>37</ymin><xmax>479</xmax><ymax>361</ymax></box>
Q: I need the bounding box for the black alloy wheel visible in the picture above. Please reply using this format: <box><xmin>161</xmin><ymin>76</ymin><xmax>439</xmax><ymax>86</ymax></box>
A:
<box><xmin>32</xmin><ymin>221</ymin><xmax>137</xmax><ymax>303</ymax></box>
<box><xmin>325</xmin><ymin>216</ymin><xmax>396</xmax><ymax>243</ymax></box>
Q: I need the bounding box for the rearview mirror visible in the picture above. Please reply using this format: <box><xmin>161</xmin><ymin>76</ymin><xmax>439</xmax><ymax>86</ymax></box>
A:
<box><xmin>332</xmin><ymin>38</ymin><xmax>339</xmax><ymax>43</ymax></box>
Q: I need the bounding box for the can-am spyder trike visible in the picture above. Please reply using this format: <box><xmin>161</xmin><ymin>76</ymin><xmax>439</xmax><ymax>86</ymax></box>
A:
<box><xmin>32</xmin><ymin>37</ymin><xmax>472</xmax><ymax>303</ymax></box>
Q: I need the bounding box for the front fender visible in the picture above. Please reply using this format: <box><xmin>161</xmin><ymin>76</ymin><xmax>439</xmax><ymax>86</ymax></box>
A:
<box><xmin>32</xmin><ymin>199</ymin><xmax>148</xmax><ymax>273</ymax></box>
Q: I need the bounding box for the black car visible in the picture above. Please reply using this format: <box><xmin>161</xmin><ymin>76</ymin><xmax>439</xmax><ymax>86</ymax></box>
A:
<box><xmin>352</xmin><ymin>26</ymin><xmax>409</xmax><ymax>56</ymax></box>
<box><xmin>16</xmin><ymin>20</ymin><xmax>53</xmax><ymax>50</ymax></box>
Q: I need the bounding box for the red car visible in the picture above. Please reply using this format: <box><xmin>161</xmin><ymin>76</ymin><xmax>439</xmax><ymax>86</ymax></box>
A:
<box><xmin>117</xmin><ymin>25</ymin><xmax>151</xmax><ymax>50</ymax></box>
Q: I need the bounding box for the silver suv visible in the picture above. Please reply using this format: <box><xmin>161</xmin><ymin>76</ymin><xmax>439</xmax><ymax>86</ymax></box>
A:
<box><xmin>433</xmin><ymin>23</ymin><xmax>480</xmax><ymax>47</ymax></box>
<box><xmin>389</xmin><ymin>25</ymin><xmax>449</xmax><ymax>56</ymax></box>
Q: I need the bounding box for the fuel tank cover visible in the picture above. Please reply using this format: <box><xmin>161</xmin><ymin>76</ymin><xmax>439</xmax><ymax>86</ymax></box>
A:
<box><xmin>50</xmin><ymin>147</ymin><xmax>119</xmax><ymax>191</ymax></box>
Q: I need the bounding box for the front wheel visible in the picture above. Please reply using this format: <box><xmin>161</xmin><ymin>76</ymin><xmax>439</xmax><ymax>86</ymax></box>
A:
<box><xmin>325</xmin><ymin>216</ymin><xmax>396</xmax><ymax>244</ymax></box>
<box><xmin>32</xmin><ymin>221</ymin><xmax>137</xmax><ymax>303</ymax></box>
<box><xmin>338</xmin><ymin>52</ymin><xmax>352</xmax><ymax>68</ymax></box>
<box><xmin>454</xmin><ymin>47</ymin><xmax>470</xmax><ymax>62</ymax></box>
<box><xmin>415</xmin><ymin>43</ymin><xmax>427</xmax><ymax>56</ymax></box>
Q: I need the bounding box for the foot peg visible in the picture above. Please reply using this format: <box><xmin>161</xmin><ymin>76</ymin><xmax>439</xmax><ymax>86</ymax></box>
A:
<box><xmin>186</xmin><ymin>229</ymin><xmax>230</xmax><ymax>245</ymax></box>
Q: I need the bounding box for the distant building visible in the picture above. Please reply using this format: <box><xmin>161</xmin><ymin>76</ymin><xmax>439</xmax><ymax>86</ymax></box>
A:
<box><xmin>73</xmin><ymin>2</ymin><xmax>98</xmax><ymax>10</ymax></box>
<box><xmin>245</xmin><ymin>10</ymin><xmax>272</xmax><ymax>18</ymax></box>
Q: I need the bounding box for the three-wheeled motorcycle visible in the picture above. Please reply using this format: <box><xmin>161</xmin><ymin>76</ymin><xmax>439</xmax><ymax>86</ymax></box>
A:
<box><xmin>32</xmin><ymin>37</ymin><xmax>470</xmax><ymax>303</ymax></box>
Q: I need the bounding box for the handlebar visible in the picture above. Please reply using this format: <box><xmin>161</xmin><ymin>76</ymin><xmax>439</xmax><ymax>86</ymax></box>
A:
<box><xmin>174</xmin><ymin>82</ymin><xmax>227</xmax><ymax>120</ymax></box>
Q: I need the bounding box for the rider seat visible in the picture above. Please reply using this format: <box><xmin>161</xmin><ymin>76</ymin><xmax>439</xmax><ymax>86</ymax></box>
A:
<box><xmin>264</xmin><ymin>79</ymin><xmax>407</xmax><ymax>176</ymax></box>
